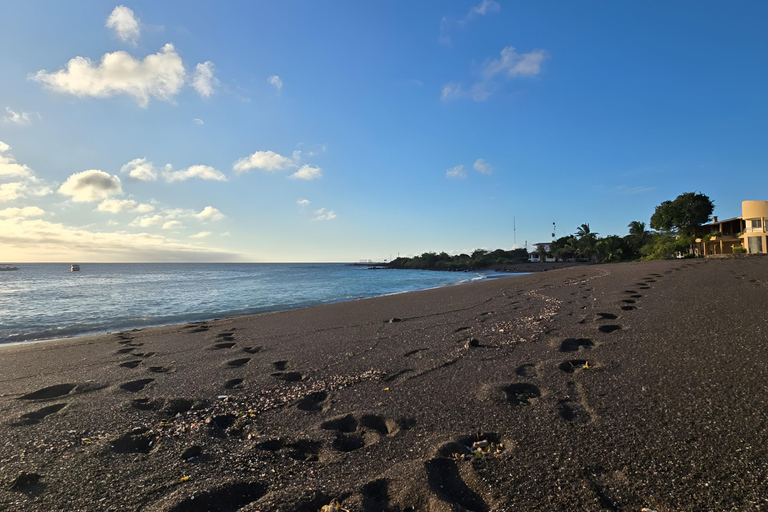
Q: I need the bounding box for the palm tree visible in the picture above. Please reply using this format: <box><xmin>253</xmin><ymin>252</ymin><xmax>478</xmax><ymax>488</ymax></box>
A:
<box><xmin>626</xmin><ymin>221</ymin><xmax>651</xmax><ymax>255</ymax></box>
<box><xmin>596</xmin><ymin>236</ymin><xmax>625</xmax><ymax>263</ymax></box>
<box><xmin>576</xmin><ymin>223</ymin><xmax>598</xmax><ymax>261</ymax></box>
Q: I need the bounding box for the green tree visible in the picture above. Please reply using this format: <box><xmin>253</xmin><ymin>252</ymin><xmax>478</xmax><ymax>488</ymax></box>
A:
<box><xmin>650</xmin><ymin>192</ymin><xmax>714</xmax><ymax>236</ymax></box>
<box><xmin>576</xmin><ymin>223</ymin><xmax>598</xmax><ymax>260</ymax></box>
<box><xmin>626</xmin><ymin>220</ymin><xmax>651</xmax><ymax>254</ymax></box>
<box><xmin>596</xmin><ymin>235</ymin><xmax>625</xmax><ymax>263</ymax></box>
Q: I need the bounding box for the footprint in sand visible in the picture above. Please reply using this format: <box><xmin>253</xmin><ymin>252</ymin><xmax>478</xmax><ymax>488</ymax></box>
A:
<box><xmin>18</xmin><ymin>383</ymin><xmax>77</xmax><ymax>400</ymax></box>
<box><xmin>271</xmin><ymin>371</ymin><xmax>303</xmax><ymax>382</ymax></box>
<box><xmin>13</xmin><ymin>403</ymin><xmax>67</xmax><ymax>426</ymax></box>
<box><xmin>210</xmin><ymin>342</ymin><xmax>236</xmax><ymax>350</ymax></box>
<box><xmin>224</xmin><ymin>378</ymin><xmax>244</xmax><ymax>390</ymax></box>
<box><xmin>296</xmin><ymin>390</ymin><xmax>330</xmax><ymax>411</ymax></box>
<box><xmin>272</xmin><ymin>360</ymin><xmax>289</xmax><ymax>371</ymax></box>
<box><xmin>559</xmin><ymin>338</ymin><xmax>594</xmax><ymax>352</ymax></box>
<box><xmin>558</xmin><ymin>360</ymin><xmax>589</xmax><ymax>373</ymax></box>
<box><xmin>515</xmin><ymin>364</ymin><xmax>537</xmax><ymax>377</ymax></box>
<box><xmin>119</xmin><ymin>360</ymin><xmax>142</xmax><ymax>369</ymax></box>
<box><xmin>225</xmin><ymin>358</ymin><xmax>251</xmax><ymax>368</ymax></box>
<box><xmin>598</xmin><ymin>325</ymin><xmax>621</xmax><ymax>333</ymax></box>
<box><xmin>242</xmin><ymin>346</ymin><xmax>262</xmax><ymax>354</ymax></box>
<box><xmin>503</xmin><ymin>383</ymin><xmax>541</xmax><ymax>406</ymax></box>
<box><xmin>120</xmin><ymin>379</ymin><xmax>155</xmax><ymax>392</ymax></box>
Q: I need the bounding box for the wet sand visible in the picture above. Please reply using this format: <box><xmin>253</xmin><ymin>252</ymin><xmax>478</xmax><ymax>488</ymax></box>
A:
<box><xmin>2</xmin><ymin>258</ymin><xmax>768</xmax><ymax>511</ymax></box>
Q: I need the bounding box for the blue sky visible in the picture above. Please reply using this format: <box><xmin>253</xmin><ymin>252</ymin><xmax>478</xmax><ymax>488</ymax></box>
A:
<box><xmin>1</xmin><ymin>1</ymin><xmax>767</xmax><ymax>262</ymax></box>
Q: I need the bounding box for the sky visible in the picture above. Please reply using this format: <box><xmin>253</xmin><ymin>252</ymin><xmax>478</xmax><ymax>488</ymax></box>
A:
<box><xmin>1</xmin><ymin>1</ymin><xmax>767</xmax><ymax>262</ymax></box>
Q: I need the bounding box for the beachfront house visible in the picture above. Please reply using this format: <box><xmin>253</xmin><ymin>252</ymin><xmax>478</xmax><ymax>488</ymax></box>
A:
<box><xmin>529</xmin><ymin>242</ymin><xmax>556</xmax><ymax>262</ymax></box>
<box><xmin>695</xmin><ymin>200</ymin><xmax>768</xmax><ymax>256</ymax></box>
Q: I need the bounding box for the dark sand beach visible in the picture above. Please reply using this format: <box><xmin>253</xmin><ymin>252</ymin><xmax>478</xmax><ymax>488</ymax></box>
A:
<box><xmin>2</xmin><ymin>258</ymin><xmax>768</xmax><ymax>511</ymax></box>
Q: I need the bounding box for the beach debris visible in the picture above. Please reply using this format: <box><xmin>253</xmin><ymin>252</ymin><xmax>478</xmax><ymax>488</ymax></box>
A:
<box><xmin>8</xmin><ymin>472</ymin><xmax>41</xmax><ymax>491</ymax></box>
<box><xmin>179</xmin><ymin>475</ymin><xmax>190</xmax><ymax>482</ymax></box>
<box><xmin>451</xmin><ymin>436</ymin><xmax>505</xmax><ymax>460</ymax></box>
<box><xmin>319</xmin><ymin>499</ymin><xmax>349</xmax><ymax>512</ymax></box>
<box><xmin>385</xmin><ymin>317</ymin><xmax>402</xmax><ymax>323</ymax></box>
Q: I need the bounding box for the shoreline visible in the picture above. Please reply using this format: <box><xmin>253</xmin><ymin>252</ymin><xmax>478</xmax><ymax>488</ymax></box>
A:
<box><xmin>2</xmin><ymin>258</ymin><xmax>767</xmax><ymax>510</ymax></box>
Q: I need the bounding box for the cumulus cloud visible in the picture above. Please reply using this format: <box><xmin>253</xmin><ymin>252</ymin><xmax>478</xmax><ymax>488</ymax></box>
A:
<box><xmin>290</xmin><ymin>165</ymin><xmax>322</xmax><ymax>181</ymax></box>
<box><xmin>120</xmin><ymin>157</ymin><xmax>159</xmax><ymax>181</ymax></box>
<box><xmin>164</xmin><ymin>165</ymin><xmax>227</xmax><ymax>183</ymax></box>
<box><xmin>132</xmin><ymin>214</ymin><xmax>165</xmax><ymax>227</ymax></box>
<box><xmin>297</xmin><ymin>198</ymin><xmax>310</xmax><ymax>206</ymax></box>
<box><xmin>162</xmin><ymin>220</ymin><xmax>182</xmax><ymax>229</ymax></box>
<box><xmin>97</xmin><ymin>198</ymin><xmax>154</xmax><ymax>213</ymax></box>
<box><xmin>3</xmin><ymin>107</ymin><xmax>36</xmax><ymax>126</ymax></box>
<box><xmin>0</xmin><ymin>142</ymin><xmax>52</xmax><ymax>202</ymax></box>
<box><xmin>0</xmin><ymin>206</ymin><xmax>45</xmax><ymax>219</ymax></box>
<box><xmin>190</xmin><ymin>231</ymin><xmax>211</xmax><ymax>238</ymax></box>
<box><xmin>473</xmin><ymin>158</ymin><xmax>495</xmax><ymax>175</ymax></box>
<box><xmin>468</xmin><ymin>0</ymin><xmax>500</xmax><ymax>18</ymax></box>
<box><xmin>192</xmin><ymin>61</ymin><xmax>219</xmax><ymax>98</ymax></box>
<box><xmin>268</xmin><ymin>75</ymin><xmax>282</xmax><ymax>94</ymax></box>
<box><xmin>0</xmin><ymin>216</ymin><xmax>239</xmax><ymax>262</ymax></box>
<box><xmin>32</xmin><ymin>44</ymin><xmax>186</xmax><ymax>108</ymax></box>
<box><xmin>106</xmin><ymin>5</ymin><xmax>140</xmax><ymax>45</ymax></box>
<box><xmin>441</xmin><ymin>45</ymin><xmax>549</xmax><ymax>102</ymax></box>
<box><xmin>195</xmin><ymin>206</ymin><xmax>225</xmax><ymax>221</ymax></box>
<box><xmin>59</xmin><ymin>170</ymin><xmax>122</xmax><ymax>202</ymax></box>
<box><xmin>446</xmin><ymin>165</ymin><xmax>466</xmax><ymax>179</ymax></box>
<box><xmin>0</xmin><ymin>142</ymin><xmax>34</xmax><ymax>178</ymax></box>
<box><xmin>233</xmin><ymin>150</ymin><xmax>294</xmax><ymax>174</ymax></box>
<box><xmin>313</xmin><ymin>208</ymin><xmax>337</xmax><ymax>221</ymax></box>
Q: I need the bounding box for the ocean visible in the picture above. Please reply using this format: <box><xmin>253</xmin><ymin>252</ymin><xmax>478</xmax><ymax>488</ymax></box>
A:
<box><xmin>0</xmin><ymin>263</ymin><xmax>511</xmax><ymax>344</ymax></box>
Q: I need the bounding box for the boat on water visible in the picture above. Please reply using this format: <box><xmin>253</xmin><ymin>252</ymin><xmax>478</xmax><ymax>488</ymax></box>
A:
<box><xmin>0</xmin><ymin>265</ymin><xmax>19</xmax><ymax>271</ymax></box>
<box><xmin>71</xmin><ymin>264</ymin><xmax>80</xmax><ymax>272</ymax></box>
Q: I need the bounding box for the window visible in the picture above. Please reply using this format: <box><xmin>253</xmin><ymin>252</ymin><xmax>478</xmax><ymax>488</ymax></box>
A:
<box><xmin>752</xmin><ymin>219</ymin><xmax>762</xmax><ymax>229</ymax></box>
<box><xmin>748</xmin><ymin>236</ymin><xmax>763</xmax><ymax>254</ymax></box>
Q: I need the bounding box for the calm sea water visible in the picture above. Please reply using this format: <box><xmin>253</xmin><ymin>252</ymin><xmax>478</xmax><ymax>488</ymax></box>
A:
<box><xmin>0</xmin><ymin>263</ymin><xmax>507</xmax><ymax>344</ymax></box>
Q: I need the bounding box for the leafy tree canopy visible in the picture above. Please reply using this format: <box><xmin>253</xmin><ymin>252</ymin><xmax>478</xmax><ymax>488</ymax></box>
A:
<box><xmin>650</xmin><ymin>192</ymin><xmax>714</xmax><ymax>236</ymax></box>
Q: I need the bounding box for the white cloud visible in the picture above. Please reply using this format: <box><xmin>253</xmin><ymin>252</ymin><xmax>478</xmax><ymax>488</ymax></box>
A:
<box><xmin>192</xmin><ymin>61</ymin><xmax>219</xmax><ymax>98</ymax></box>
<box><xmin>97</xmin><ymin>198</ymin><xmax>154</xmax><ymax>213</ymax></box>
<box><xmin>473</xmin><ymin>158</ymin><xmax>495</xmax><ymax>175</ymax></box>
<box><xmin>0</xmin><ymin>216</ymin><xmax>238</xmax><ymax>262</ymax></box>
<box><xmin>59</xmin><ymin>170</ymin><xmax>122</xmax><ymax>202</ymax></box>
<box><xmin>164</xmin><ymin>165</ymin><xmax>227</xmax><ymax>183</ymax></box>
<box><xmin>442</xmin><ymin>45</ymin><xmax>549</xmax><ymax>102</ymax></box>
<box><xmin>313</xmin><ymin>208</ymin><xmax>337</xmax><ymax>221</ymax></box>
<box><xmin>193</xmin><ymin>118</ymin><xmax>204</xmax><ymax>125</ymax></box>
<box><xmin>441</xmin><ymin>83</ymin><xmax>462</xmax><ymax>101</ymax></box>
<box><xmin>446</xmin><ymin>165</ymin><xmax>466</xmax><ymax>179</ymax></box>
<box><xmin>0</xmin><ymin>142</ymin><xmax>33</xmax><ymax>178</ymax></box>
<box><xmin>297</xmin><ymin>198</ymin><xmax>310</xmax><ymax>206</ymax></box>
<box><xmin>0</xmin><ymin>143</ymin><xmax>52</xmax><ymax>201</ymax></box>
<box><xmin>190</xmin><ymin>231</ymin><xmax>211</xmax><ymax>238</ymax></box>
<box><xmin>106</xmin><ymin>5</ymin><xmax>140</xmax><ymax>45</ymax></box>
<box><xmin>133</xmin><ymin>214</ymin><xmax>165</xmax><ymax>227</ymax></box>
<box><xmin>469</xmin><ymin>0</ymin><xmax>500</xmax><ymax>17</ymax></box>
<box><xmin>121</xmin><ymin>157</ymin><xmax>159</xmax><ymax>181</ymax></box>
<box><xmin>195</xmin><ymin>206</ymin><xmax>225</xmax><ymax>221</ymax></box>
<box><xmin>484</xmin><ymin>46</ymin><xmax>548</xmax><ymax>78</ymax></box>
<box><xmin>32</xmin><ymin>44</ymin><xmax>186</xmax><ymax>108</ymax></box>
<box><xmin>268</xmin><ymin>75</ymin><xmax>282</xmax><ymax>94</ymax></box>
<box><xmin>233</xmin><ymin>150</ymin><xmax>294</xmax><ymax>174</ymax></box>
<box><xmin>0</xmin><ymin>206</ymin><xmax>45</xmax><ymax>219</ymax></box>
<box><xmin>162</xmin><ymin>220</ymin><xmax>182</xmax><ymax>229</ymax></box>
<box><xmin>3</xmin><ymin>108</ymin><xmax>36</xmax><ymax>126</ymax></box>
<box><xmin>290</xmin><ymin>165</ymin><xmax>322</xmax><ymax>181</ymax></box>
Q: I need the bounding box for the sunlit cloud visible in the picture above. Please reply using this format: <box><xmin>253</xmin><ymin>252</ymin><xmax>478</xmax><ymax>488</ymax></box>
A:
<box><xmin>3</xmin><ymin>107</ymin><xmax>37</xmax><ymax>126</ymax></box>
<box><xmin>446</xmin><ymin>164</ymin><xmax>466</xmax><ymax>179</ymax></box>
<box><xmin>59</xmin><ymin>169</ymin><xmax>122</xmax><ymax>202</ymax></box>
<box><xmin>0</xmin><ymin>216</ymin><xmax>239</xmax><ymax>262</ymax></box>
<box><xmin>162</xmin><ymin>220</ymin><xmax>182</xmax><ymax>229</ymax></box>
<box><xmin>190</xmin><ymin>231</ymin><xmax>211</xmax><ymax>238</ymax></box>
<box><xmin>97</xmin><ymin>198</ymin><xmax>154</xmax><ymax>213</ymax></box>
<box><xmin>192</xmin><ymin>61</ymin><xmax>219</xmax><ymax>98</ymax></box>
<box><xmin>233</xmin><ymin>150</ymin><xmax>294</xmax><ymax>174</ymax></box>
<box><xmin>290</xmin><ymin>165</ymin><xmax>322</xmax><ymax>180</ymax></box>
<box><xmin>0</xmin><ymin>141</ymin><xmax>34</xmax><ymax>178</ymax></box>
<box><xmin>121</xmin><ymin>157</ymin><xmax>159</xmax><ymax>181</ymax></box>
<box><xmin>195</xmin><ymin>206</ymin><xmax>225</xmax><ymax>221</ymax></box>
<box><xmin>268</xmin><ymin>75</ymin><xmax>282</xmax><ymax>94</ymax></box>
<box><xmin>106</xmin><ymin>5</ymin><xmax>140</xmax><ymax>46</ymax></box>
<box><xmin>473</xmin><ymin>158</ymin><xmax>495</xmax><ymax>175</ymax></box>
<box><xmin>164</xmin><ymin>165</ymin><xmax>227</xmax><ymax>182</ymax></box>
<box><xmin>297</xmin><ymin>198</ymin><xmax>310</xmax><ymax>206</ymax></box>
<box><xmin>0</xmin><ymin>142</ymin><xmax>52</xmax><ymax>201</ymax></box>
<box><xmin>32</xmin><ymin>44</ymin><xmax>186</xmax><ymax>108</ymax></box>
<box><xmin>441</xmin><ymin>45</ymin><xmax>549</xmax><ymax>102</ymax></box>
<box><xmin>313</xmin><ymin>208</ymin><xmax>337</xmax><ymax>221</ymax></box>
<box><xmin>0</xmin><ymin>206</ymin><xmax>45</xmax><ymax>218</ymax></box>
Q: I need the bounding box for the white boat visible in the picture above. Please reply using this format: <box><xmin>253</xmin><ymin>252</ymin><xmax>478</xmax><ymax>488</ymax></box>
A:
<box><xmin>71</xmin><ymin>264</ymin><xmax>80</xmax><ymax>272</ymax></box>
<box><xmin>0</xmin><ymin>265</ymin><xmax>19</xmax><ymax>271</ymax></box>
